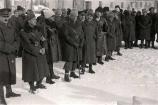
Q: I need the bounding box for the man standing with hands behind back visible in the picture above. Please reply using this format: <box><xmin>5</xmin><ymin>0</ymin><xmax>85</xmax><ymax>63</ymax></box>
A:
<box><xmin>0</xmin><ymin>8</ymin><xmax>21</xmax><ymax>105</ymax></box>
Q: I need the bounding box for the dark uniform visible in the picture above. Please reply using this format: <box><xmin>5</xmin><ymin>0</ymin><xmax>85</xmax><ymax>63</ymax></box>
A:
<box><xmin>0</xmin><ymin>8</ymin><xmax>21</xmax><ymax>105</ymax></box>
<box><xmin>63</xmin><ymin>16</ymin><xmax>84</xmax><ymax>81</ymax></box>
<box><xmin>94</xmin><ymin>17</ymin><xmax>107</xmax><ymax>64</ymax></box>
<box><xmin>134</xmin><ymin>11</ymin><xmax>141</xmax><ymax>47</ymax></box>
<box><xmin>37</xmin><ymin>10</ymin><xmax>61</xmax><ymax>84</ymax></box>
<box><xmin>20</xmin><ymin>13</ymin><xmax>49</xmax><ymax>93</ymax></box>
<box><xmin>83</xmin><ymin>12</ymin><xmax>97</xmax><ymax>73</ymax></box>
<box><xmin>148</xmin><ymin>7</ymin><xmax>156</xmax><ymax>48</ymax></box>
<box><xmin>55</xmin><ymin>15</ymin><xmax>66</xmax><ymax>60</ymax></box>
<box><xmin>105</xmin><ymin>12</ymin><xmax>116</xmax><ymax>61</ymax></box>
<box><xmin>113</xmin><ymin>10</ymin><xmax>123</xmax><ymax>56</ymax></box>
<box><xmin>139</xmin><ymin>9</ymin><xmax>152</xmax><ymax>48</ymax></box>
<box><xmin>122</xmin><ymin>10</ymin><xmax>136</xmax><ymax>49</ymax></box>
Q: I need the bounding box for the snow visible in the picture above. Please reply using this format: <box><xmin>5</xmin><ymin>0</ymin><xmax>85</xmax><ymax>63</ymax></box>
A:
<box><xmin>6</xmin><ymin>47</ymin><xmax>158</xmax><ymax>105</ymax></box>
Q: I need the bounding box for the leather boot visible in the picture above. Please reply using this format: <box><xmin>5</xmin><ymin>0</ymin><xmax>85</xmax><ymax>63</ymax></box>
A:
<box><xmin>98</xmin><ymin>57</ymin><xmax>104</xmax><ymax>65</ymax></box>
<box><xmin>49</xmin><ymin>68</ymin><xmax>60</xmax><ymax>79</ymax></box>
<box><xmin>6</xmin><ymin>85</ymin><xmax>21</xmax><ymax>98</ymax></box>
<box><xmin>89</xmin><ymin>64</ymin><xmax>95</xmax><ymax>74</ymax></box>
<box><xmin>64</xmin><ymin>73</ymin><xmax>71</xmax><ymax>82</ymax></box>
<box><xmin>36</xmin><ymin>80</ymin><xmax>46</xmax><ymax>89</ymax></box>
<box><xmin>29</xmin><ymin>82</ymin><xmax>36</xmax><ymax>94</ymax></box>
<box><xmin>46</xmin><ymin>77</ymin><xmax>55</xmax><ymax>84</ymax></box>
<box><xmin>70</xmin><ymin>72</ymin><xmax>79</xmax><ymax>78</ymax></box>
<box><xmin>80</xmin><ymin>67</ymin><xmax>85</xmax><ymax>74</ymax></box>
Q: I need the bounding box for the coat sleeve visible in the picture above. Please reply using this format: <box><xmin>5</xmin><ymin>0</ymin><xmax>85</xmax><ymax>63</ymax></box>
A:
<box><xmin>20</xmin><ymin>31</ymin><xmax>40</xmax><ymax>56</ymax></box>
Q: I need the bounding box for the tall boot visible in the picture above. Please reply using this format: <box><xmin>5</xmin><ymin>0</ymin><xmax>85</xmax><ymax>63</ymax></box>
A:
<box><xmin>134</xmin><ymin>40</ymin><xmax>138</xmax><ymax>47</ymax></box>
<box><xmin>46</xmin><ymin>76</ymin><xmax>55</xmax><ymax>84</ymax></box>
<box><xmin>36</xmin><ymin>79</ymin><xmax>46</xmax><ymax>89</ymax></box>
<box><xmin>89</xmin><ymin>64</ymin><xmax>95</xmax><ymax>74</ymax></box>
<box><xmin>140</xmin><ymin>40</ymin><xmax>143</xmax><ymax>48</ymax></box>
<box><xmin>0</xmin><ymin>85</ymin><xmax>7</xmax><ymax>105</ymax></box>
<box><xmin>29</xmin><ymin>82</ymin><xmax>36</xmax><ymax>94</ymax></box>
<box><xmin>97</xmin><ymin>56</ymin><xmax>104</xmax><ymax>65</ymax></box>
<box><xmin>6</xmin><ymin>85</ymin><xmax>21</xmax><ymax>98</ymax></box>
<box><xmin>145</xmin><ymin>40</ymin><xmax>149</xmax><ymax>48</ymax></box>
<box><xmin>80</xmin><ymin>66</ymin><xmax>85</xmax><ymax>74</ymax></box>
<box><xmin>124</xmin><ymin>41</ymin><xmax>128</xmax><ymax>49</ymax></box>
<box><xmin>64</xmin><ymin>73</ymin><xmax>71</xmax><ymax>82</ymax></box>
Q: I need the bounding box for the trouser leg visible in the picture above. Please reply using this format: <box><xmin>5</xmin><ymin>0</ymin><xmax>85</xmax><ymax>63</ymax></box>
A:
<box><xmin>64</xmin><ymin>62</ymin><xmax>73</xmax><ymax>82</ymax></box>
<box><xmin>140</xmin><ymin>40</ymin><xmax>144</xmax><ymax>48</ymax></box>
<box><xmin>0</xmin><ymin>85</ymin><xmax>6</xmax><ymax>105</ymax></box>
<box><xmin>89</xmin><ymin>64</ymin><xmax>95</xmax><ymax>73</ymax></box>
<box><xmin>0</xmin><ymin>85</ymin><xmax>4</xmax><ymax>98</ymax></box>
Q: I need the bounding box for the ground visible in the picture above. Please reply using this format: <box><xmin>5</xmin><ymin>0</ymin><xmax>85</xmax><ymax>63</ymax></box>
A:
<box><xmin>6</xmin><ymin>47</ymin><xmax>158</xmax><ymax>105</ymax></box>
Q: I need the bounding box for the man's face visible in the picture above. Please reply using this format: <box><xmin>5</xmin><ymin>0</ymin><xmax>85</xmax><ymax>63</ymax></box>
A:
<box><xmin>14</xmin><ymin>11</ymin><xmax>19</xmax><ymax>17</ymax></box>
<box><xmin>70</xmin><ymin>15</ymin><xmax>77</xmax><ymax>22</ymax></box>
<box><xmin>28</xmin><ymin>17</ymin><xmax>37</xmax><ymax>27</ymax></box>
<box><xmin>115</xmin><ymin>7</ymin><xmax>120</xmax><ymax>12</ymax></box>
<box><xmin>79</xmin><ymin>15</ymin><xmax>85</xmax><ymax>21</ymax></box>
<box><xmin>87</xmin><ymin>15</ymin><xmax>93</xmax><ymax>21</ymax></box>
<box><xmin>0</xmin><ymin>14</ymin><xmax>11</xmax><ymax>24</ymax></box>
<box><xmin>143</xmin><ymin>11</ymin><xmax>147</xmax><ymax>16</ymax></box>
<box><xmin>18</xmin><ymin>10</ymin><xmax>26</xmax><ymax>15</ymax></box>
<box><xmin>95</xmin><ymin>11</ymin><xmax>101</xmax><ymax>18</ymax></box>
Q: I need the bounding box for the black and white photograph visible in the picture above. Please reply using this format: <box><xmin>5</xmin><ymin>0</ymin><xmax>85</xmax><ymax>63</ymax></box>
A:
<box><xmin>0</xmin><ymin>0</ymin><xmax>158</xmax><ymax>105</ymax></box>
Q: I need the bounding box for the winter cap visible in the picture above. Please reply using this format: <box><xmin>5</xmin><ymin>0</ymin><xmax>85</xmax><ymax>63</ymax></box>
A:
<box><xmin>17</xmin><ymin>5</ymin><xmax>25</xmax><ymax>11</ymax></box>
<box><xmin>0</xmin><ymin>8</ymin><xmax>11</xmax><ymax>17</ymax></box>
<box><xmin>43</xmin><ymin>9</ymin><xmax>55</xmax><ymax>19</ymax></box>
<box><xmin>70</xmin><ymin>9</ymin><xmax>78</xmax><ymax>17</ymax></box>
<box><xmin>87</xmin><ymin>9</ymin><xmax>94</xmax><ymax>16</ymax></box>
<box><xmin>55</xmin><ymin>9</ymin><xmax>62</xmax><ymax>16</ymax></box>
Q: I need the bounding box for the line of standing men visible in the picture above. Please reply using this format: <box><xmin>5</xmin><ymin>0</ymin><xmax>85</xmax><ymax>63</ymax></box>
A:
<box><xmin>0</xmin><ymin>5</ymin><xmax>124</xmax><ymax>105</ymax></box>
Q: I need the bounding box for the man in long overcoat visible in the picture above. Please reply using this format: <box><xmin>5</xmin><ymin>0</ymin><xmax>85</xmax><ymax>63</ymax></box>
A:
<box><xmin>105</xmin><ymin>12</ymin><xmax>116</xmax><ymax>61</ymax></box>
<box><xmin>122</xmin><ymin>10</ymin><xmax>136</xmax><ymax>49</ymax></box>
<box><xmin>21</xmin><ymin>13</ymin><xmax>49</xmax><ymax>94</ymax></box>
<box><xmin>82</xmin><ymin>10</ymin><xmax>97</xmax><ymax>74</ymax></box>
<box><xmin>94</xmin><ymin>9</ymin><xmax>108</xmax><ymax>65</ymax></box>
<box><xmin>148</xmin><ymin>7</ymin><xmax>156</xmax><ymax>49</ymax></box>
<box><xmin>55</xmin><ymin>9</ymin><xmax>67</xmax><ymax>60</ymax></box>
<box><xmin>0</xmin><ymin>8</ymin><xmax>21</xmax><ymax>105</ymax></box>
<box><xmin>63</xmin><ymin>9</ymin><xmax>84</xmax><ymax>82</ymax></box>
<box><xmin>139</xmin><ymin>9</ymin><xmax>152</xmax><ymax>48</ymax></box>
<box><xmin>113</xmin><ymin>5</ymin><xmax>123</xmax><ymax>56</ymax></box>
<box><xmin>134</xmin><ymin>11</ymin><xmax>141</xmax><ymax>47</ymax></box>
<box><xmin>37</xmin><ymin>9</ymin><xmax>61</xmax><ymax>84</ymax></box>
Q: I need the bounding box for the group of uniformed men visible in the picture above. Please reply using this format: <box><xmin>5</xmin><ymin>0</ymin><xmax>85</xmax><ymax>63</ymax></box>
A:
<box><xmin>0</xmin><ymin>4</ymin><xmax>158</xmax><ymax>105</ymax></box>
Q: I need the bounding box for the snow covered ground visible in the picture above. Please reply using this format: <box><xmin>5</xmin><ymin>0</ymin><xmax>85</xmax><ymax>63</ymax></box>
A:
<box><xmin>6</xmin><ymin>47</ymin><xmax>158</xmax><ymax>105</ymax></box>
